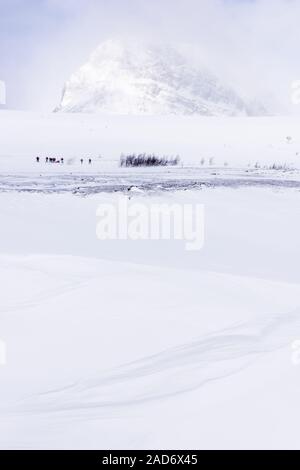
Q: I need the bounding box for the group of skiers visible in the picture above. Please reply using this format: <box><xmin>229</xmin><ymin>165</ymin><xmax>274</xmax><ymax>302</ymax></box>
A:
<box><xmin>36</xmin><ymin>157</ymin><xmax>92</xmax><ymax>165</ymax></box>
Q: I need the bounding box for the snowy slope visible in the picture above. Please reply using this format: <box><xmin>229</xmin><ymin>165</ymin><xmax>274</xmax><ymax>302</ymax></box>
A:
<box><xmin>0</xmin><ymin>190</ymin><xmax>300</xmax><ymax>449</ymax></box>
<box><xmin>56</xmin><ymin>39</ymin><xmax>262</xmax><ymax>116</ymax></box>
<box><xmin>0</xmin><ymin>110</ymin><xmax>300</xmax><ymax>449</ymax></box>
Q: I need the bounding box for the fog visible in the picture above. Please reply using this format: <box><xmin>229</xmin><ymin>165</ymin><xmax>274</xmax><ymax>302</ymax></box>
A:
<box><xmin>0</xmin><ymin>0</ymin><xmax>300</xmax><ymax>113</ymax></box>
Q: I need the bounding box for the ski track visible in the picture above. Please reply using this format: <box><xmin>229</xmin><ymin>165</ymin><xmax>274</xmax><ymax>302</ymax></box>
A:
<box><xmin>10</xmin><ymin>306</ymin><xmax>300</xmax><ymax>417</ymax></box>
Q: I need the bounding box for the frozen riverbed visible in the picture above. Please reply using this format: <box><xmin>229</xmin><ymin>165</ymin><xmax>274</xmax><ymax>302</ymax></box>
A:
<box><xmin>0</xmin><ymin>167</ymin><xmax>300</xmax><ymax>194</ymax></box>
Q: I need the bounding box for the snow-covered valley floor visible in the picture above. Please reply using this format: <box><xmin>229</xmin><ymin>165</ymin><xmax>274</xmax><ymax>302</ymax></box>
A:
<box><xmin>0</xmin><ymin>186</ymin><xmax>300</xmax><ymax>449</ymax></box>
<box><xmin>0</xmin><ymin>111</ymin><xmax>300</xmax><ymax>449</ymax></box>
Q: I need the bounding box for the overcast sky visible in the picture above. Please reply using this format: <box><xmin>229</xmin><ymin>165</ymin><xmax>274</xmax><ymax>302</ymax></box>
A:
<box><xmin>0</xmin><ymin>0</ymin><xmax>300</xmax><ymax>112</ymax></box>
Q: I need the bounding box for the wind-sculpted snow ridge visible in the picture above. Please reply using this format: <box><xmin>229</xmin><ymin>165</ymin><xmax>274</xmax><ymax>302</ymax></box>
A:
<box><xmin>56</xmin><ymin>39</ymin><xmax>265</xmax><ymax>116</ymax></box>
<box><xmin>19</xmin><ymin>307</ymin><xmax>300</xmax><ymax>414</ymax></box>
<box><xmin>0</xmin><ymin>168</ymin><xmax>300</xmax><ymax>194</ymax></box>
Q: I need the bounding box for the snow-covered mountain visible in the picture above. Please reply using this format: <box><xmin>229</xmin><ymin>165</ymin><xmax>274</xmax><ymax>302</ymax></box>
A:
<box><xmin>56</xmin><ymin>39</ymin><xmax>264</xmax><ymax>116</ymax></box>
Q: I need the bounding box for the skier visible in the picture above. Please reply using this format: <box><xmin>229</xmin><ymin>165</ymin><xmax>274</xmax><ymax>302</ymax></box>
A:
<box><xmin>36</xmin><ymin>157</ymin><xmax>40</xmax><ymax>163</ymax></box>
<box><xmin>80</xmin><ymin>159</ymin><xmax>84</xmax><ymax>165</ymax></box>
<box><xmin>88</xmin><ymin>158</ymin><xmax>92</xmax><ymax>165</ymax></box>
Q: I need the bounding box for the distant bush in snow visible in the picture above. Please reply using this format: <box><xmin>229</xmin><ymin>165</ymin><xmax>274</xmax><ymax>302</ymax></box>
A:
<box><xmin>120</xmin><ymin>153</ymin><xmax>180</xmax><ymax>167</ymax></box>
<box><xmin>266</xmin><ymin>163</ymin><xmax>294</xmax><ymax>171</ymax></box>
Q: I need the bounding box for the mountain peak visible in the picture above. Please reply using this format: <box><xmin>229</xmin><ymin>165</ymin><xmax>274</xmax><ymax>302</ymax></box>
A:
<box><xmin>55</xmin><ymin>39</ymin><xmax>264</xmax><ymax>116</ymax></box>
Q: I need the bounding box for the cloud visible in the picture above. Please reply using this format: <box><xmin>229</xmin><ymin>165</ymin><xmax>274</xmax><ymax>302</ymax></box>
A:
<box><xmin>1</xmin><ymin>0</ymin><xmax>300</xmax><ymax>112</ymax></box>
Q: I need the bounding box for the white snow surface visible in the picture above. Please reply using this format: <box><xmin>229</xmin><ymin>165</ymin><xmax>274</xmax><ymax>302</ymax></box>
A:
<box><xmin>0</xmin><ymin>110</ymin><xmax>300</xmax><ymax>449</ymax></box>
<box><xmin>0</xmin><ymin>188</ymin><xmax>300</xmax><ymax>449</ymax></box>
<box><xmin>1</xmin><ymin>110</ymin><xmax>300</xmax><ymax>170</ymax></box>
